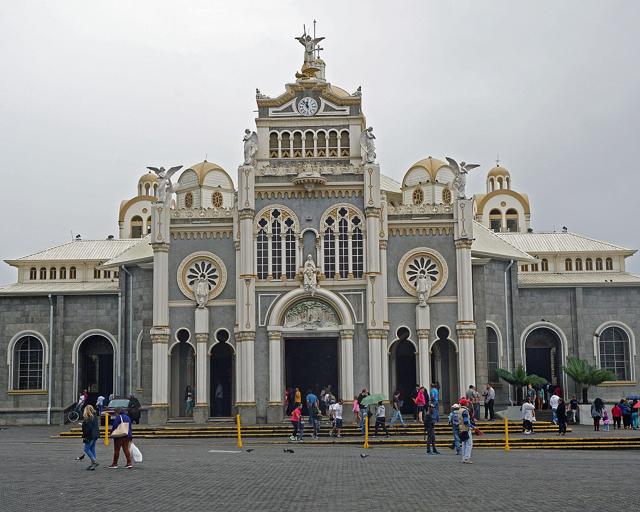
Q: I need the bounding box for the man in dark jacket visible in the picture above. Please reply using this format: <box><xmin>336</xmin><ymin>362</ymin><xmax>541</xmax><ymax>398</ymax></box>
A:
<box><xmin>424</xmin><ymin>403</ymin><xmax>439</xmax><ymax>454</ymax></box>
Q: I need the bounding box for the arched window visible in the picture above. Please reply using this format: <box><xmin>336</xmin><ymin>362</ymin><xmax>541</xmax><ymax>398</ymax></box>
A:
<box><xmin>211</xmin><ymin>191</ymin><xmax>223</xmax><ymax>208</ymax></box>
<box><xmin>29</xmin><ymin>267</ymin><xmax>37</xmax><ymax>280</ymax></box>
<box><xmin>565</xmin><ymin>259</ymin><xmax>573</xmax><ymax>271</ymax></box>
<box><xmin>256</xmin><ymin>207</ymin><xmax>298</xmax><ymax>280</ymax></box>
<box><xmin>541</xmin><ymin>259</ymin><xmax>549</xmax><ymax>271</ymax></box>
<box><xmin>487</xmin><ymin>327</ymin><xmax>500</xmax><ymax>383</ymax></box>
<box><xmin>13</xmin><ymin>335</ymin><xmax>44</xmax><ymax>390</ymax></box>
<box><xmin>340</xmin><ymin>131</ymin><xmax>350</xmax><ymax>157</ymax></box>
<box><xmin>281</xmin><ymin>132</ymin><xmax>291</xmax><ymax>158</ymax></box>
<box><xmin>505</xmin><ymin>208</ymin><xmax>518</xmax><ymax>232</ymax></box>
<box><xmin>39</xmin><ymin>267</ymin><xmax>47</xmax><ymax>280</ymax></box>
<box><xmin>49</xmin><ymin>267</ymin><xmax>57</xmax><ymax>280</ymax></box>
<box><xmin>185</xmin><ymin>192</ymin><xmax>194</xmax><ymax>208</ymax></box>
<box><xmin>304</xmin><ymin>131</ymin><xmax>315</xmax><ymax>157</ymax></box>
<box><xmin>412</xmin><ymin>188</ymin><xmax>424</xmax><ymax>205</ymax></box>
<box><xmin>442</xmin><ymin>188</ymin><xmax>452</xmax><ymax>205</ymax></box>
<box><xmin>575</xmin><ymin>258</ymin><xmax>583</xmax><ymax>271</ymax></box>
<box><xmin>60</xmin><ymin>267</ymin><xmax>67</xmax><ymax>279</ymax></box>
<box><xmin>328</xmin><ymin>130</ymin><xmax>338</xmax><ymax>157</ymax></box>
<box><xmin>69</xmin><ymin>267</ymin><xmax>77</xmax><ymax>279</ymax></box>
<box><xmin>269</xmin><ymin>132</ymin><xmax>279</xmax><ymax>158</ymax></box>
<box><xmin>322</xmin><ymin>205</ymin><xmax>365</xmax><ymax>279</ymax></box>
<box><xmin>489</xmin><ymin>178</ymin><xmax>495</xmax><ymax>192</ymax></box>
<box><xmin>585</xmin><ymin>258</ymin><xmax>593</xmax><ymax>271</ymax></box>
<box><xmin>599</xmin><ymin>326</ymin><xmax>631</xmax><ymax>380</ymax></box>
<box><xmin>497</xmin><ymin>177</ymin><xmax>503</xmax><ymax>189</ymax></box>
<box><xmin>293</xmin><ymin>132</ymin><xmax>303</xmax><ymax>158</ymax></box>
<box><xmin>595</xmin><ymin>258</ymin><xmax>603</xmax><ymax>271</ymax></box>
<box><xmin>131</xmin><ymin>216</ymin><xmax>143</xmax><ymax>238</ymax></box>
<box><xmin>146</xmin><ymin>216</ymin><xmax>152</xmax><ymax>234</ymax></box>
<box><xmin>153</xmin><ymin>183</ymin><xmax>157</xmax><ymax>196</ymax></box>
<box><xmin>316</xmin><ymin>131</ymin><xmax>326</xmax><ymax>157</ymax></box>
<box><xmin>489</xmin><ymin>209</ymin><xmax>502</xmax><ymax>232</ymax></box>
<box><xmin>606</xmin><ymin>257</ymin><xmax>613</xmax><ymax>270</ymax></box>
<box><xmin>145</xmin><ymin>183</ymin><xmax>150</xmax><ymax>195</ymax></box>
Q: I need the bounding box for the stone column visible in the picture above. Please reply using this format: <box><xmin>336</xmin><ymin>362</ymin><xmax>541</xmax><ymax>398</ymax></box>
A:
<box><xmin>340</xmin><ymin>329</ymin><xmax>355</xmax><ymax>402</ymax></box>
<box><xmin>267</xmin><ymin>330</ymin><xmax>283</xmax><ymax>423</ymax></box>
<box><xmin>193</xmin><ymin>307</ymin><xmax>209</xmax><ymax>424</ymax></box>
<box><xmin>416</xmin><ymin>303</ymin><xmax>431</xmax><ymax>388</ymax></box>
<box><xmin>149</xmin><ymin>201</ymin><xmax>170</xmax><ymax>424</ymax></box>
<box><xmin>235</xmin><ymin>331</ymin><xmax>256</xmax><ymax>424</ymax></box>
<box><xmin>367</xmin><ymin>329</ymin><xmax>388</xmax><ymax>395</ymax></box>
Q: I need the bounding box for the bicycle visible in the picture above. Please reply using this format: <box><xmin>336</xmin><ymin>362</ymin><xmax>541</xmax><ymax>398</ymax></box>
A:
<box><xmin>67</xmin><ymin>403</ymin><xmax>83</xmax><ymax>423</ymax></box>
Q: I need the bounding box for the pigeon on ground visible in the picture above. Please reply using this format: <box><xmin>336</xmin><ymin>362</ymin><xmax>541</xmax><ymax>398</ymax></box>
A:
<box><xmin>246</xmin><ymin>449</ymin><xmax>254</xmax><ymax>452</ymax></box>
<box><xmin>283</xmin><ymin>448</ymin><xmax>295</xmax><ymax>453</ymax></box>
<box><xmin>360</xmin><ymin>453</ymin><xmax>369</xmax><ymax>458</ymax></box>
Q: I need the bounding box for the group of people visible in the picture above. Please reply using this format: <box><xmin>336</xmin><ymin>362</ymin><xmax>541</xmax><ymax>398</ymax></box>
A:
<box><xmin>288</xmin><ymin>386</ymin><xmax>343</xmax><ymax>441</ymax></box>
<box><xmin>591</xmin><ymin>397</ymin><xmax>639</xmax><ymax>431</ymax></box>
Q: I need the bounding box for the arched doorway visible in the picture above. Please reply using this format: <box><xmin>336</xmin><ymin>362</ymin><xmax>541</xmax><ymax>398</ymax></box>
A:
<box><xmin>170</xmin><ymin>330</ymin><xmax>195</xmax><ymax>418</ymax></box>
<box><xmin>430</xmin><ymin>326</ymin><xmax>459</xmax><ymax>410</ymax></box>
<box><xmin>389</xmin><ymin>327</ymin><xmax>417</xmax><ymax>415</ymax></box>
<box><xmin>525</xmin><ymin>327</ymin><xmax>562</xmax><ymax>388</ymax></box>
<box><xmin>210</xmin><ymin>330</ymin><xmax>234</xmax><ymax>417</ymax></box>
<box><xmin>77</xmin><ymin>335</ymin><xmax>114</xmax><ymax>404</ymax></box>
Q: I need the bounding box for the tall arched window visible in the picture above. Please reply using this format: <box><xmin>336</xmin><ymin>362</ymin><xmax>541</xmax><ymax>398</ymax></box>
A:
<box><xmin>293</xmin><ymin>132</ymin><xmax>303</xmax><ymax>158</ymax></box>
<box><xmin>487</xmin><ymin>327</ymin><xmax>500</xmax><ymax>383</ymax></box>
<box><xmin>565</xmin><ymin>258</ymin><xmax>573</xmax><ymax>271</ymax></box>
<box><xmin>60</xmin><ymin>267</ymin><xmax>67</xmax><ymax>279</ymax></box>
<box><xmin>269</xmin><ymin>132</ymin><xmax>279</xmax><ymax>158</ymax></box>
<box><xmin>256</xmin><ymin>207</ymin><xmax>298</xmax><ymax>280</ymax></box>
<box><xmin>131</xmin><ymin>216</ymin><xmax>143</xmax><ymax>238</ymax></box>
<box><xmin>585</xmin><ymin>258</ymin><xmax>593</xmax><ymax>271</ymax></box>
<box><xmin>505</xmin><ymin>208</ymin><xmax>518</xmax><ymax>232</ymax></box>
<box><xmin>489</xmin><ymin>209</ymin><xmax>502</xmax><ymax>232</ymax></box>
<box><xmin>49</xmin><ymin>267</ymin><xmax>57</xmax><ymax>279</ymax></box>
<box><xmin>281</xmin><ymin>132</ymin><xmax>291</xmax><ymax>158</ymax></box>
<box><xmin>599</xmin><ymin>326</ymin><xmax>631</xmax><ymax>380</ymax></box>
<box><xmin>606</xmin><ymin>257</ymin><xmax>613</xmax><ymax>270</ymax></box>
<box><xmin>304</xmin><ymin>131</ymin><xmax>315</xmax><ymax>157</ymax></box>
<box><xmin>29</xmin><ymin>267</ymin><xmax>37</xmax><ymax>280</ymax></box>
<box><xmin>340</xmin><ymin>130</ymin><xmax>350</xmax><ymax>157</ymax></box>
<box><xmin>13</xmin><ymin>335</ymin><xmax>44</xmax><ymax>390</ymax></box>
<box><xmin>321</xmin><ymin>205</ymin><xmax>365</xmax><ymax>279</ymax></box>
<box><xmin>146</xmin><ymin>216</ymin><xmax>152</xmax><ymax>234</ymax></box>
<box><xmin>575</xmin><ymin>258</ymin><xmax>583</xmax><ymax>271</ymax></box>
<box><xmin>39</xmin><ymin>267</ymin><xmax>47</xmax><ymax>280</ymax></box>
<box><xmin>595</xmin><ymin>258</ymin><xmax>603</xmax><ymax>271</ymax></box>
<box><xmin>69</xmin><ymin>266</ymin><xmax>77</xmax><ymax>279</ymax></box>
<box><xmin>541</xmin><ymin>259</ymin><xmax>549</xmax><ymax>272</ymax></box>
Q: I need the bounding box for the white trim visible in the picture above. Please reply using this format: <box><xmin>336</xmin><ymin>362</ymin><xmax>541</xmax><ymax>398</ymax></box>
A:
<box><xmin>266</xmin><ymin>287</ymin><xmax>354</xmax><ymax>329</ymax></box>
<box><xmin>168</xmin><ymin>338</ymin><xmax>197</xmax><ymax>354</ymax></box>
<box><xmin>258</xmin><ymin>293</ymin><xmax>281</xmax><ymax>327</ymax></box>
<box><xmin>213</xmin><ymin>328</ymin><xmax>232</xmax><ymax>345</ymax></box>
<box><xmin>135</xmin><ymin>330</ymin><xmax>143</xmax><ymax>390</ymax></box>
<box><xmin>174</xmin><ymin>327</ymin><xmax>192</xmax><ymax>344</ymax></box>
<box><xmin>72</xmin><ymin>329</ymin><xmax>119</xmax><ymax>399</ymax></box>
<box><xmin>485</xmin><ymin>321</ymin><xmax>504</xmax><ymax>368</ymax></box>
<box><xmin>387</xmin><ymin>325</ymin><xmax>418</xmax><ymax>353</ymax></box>
<box><xmin>593</xmin><ymin>321</ymin><xmax>636</xmax><ymax>382</ymax></box>
<box><xmin>520</xmin><ymin>321</ymin><xmax>568</xmax><ymax>391</ymax></box>
<box><xmin>7</xmin><ymin>330</ymin><xmax>49</xmax><ymax>392</ymax></box>
<box><xmin>338</xmin><ymin>291</ymin><xmax>364</xmax><ymax>324</ymax></box>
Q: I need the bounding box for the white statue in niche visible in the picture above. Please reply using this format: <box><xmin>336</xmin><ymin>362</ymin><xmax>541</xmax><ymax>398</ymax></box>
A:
<box><xmin>194</xmin><ymin>276</ymin><xmax>209</xmax><ymax>309</ymax></box>
<box><xmin>416</xmin><ymin>271</ymin><xmax>432</xmax><ymax>307</ymax></box>
<box><xmin>303</xmin><ymin>255</ymin><xmax>318</xmax><ymax>295</ymax></box>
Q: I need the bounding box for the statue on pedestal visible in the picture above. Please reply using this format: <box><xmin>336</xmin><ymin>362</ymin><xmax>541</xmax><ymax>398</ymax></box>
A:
<box><xmin>302</xmin><ymin>255</ymin><xmax>318</xmax><ymax>295</ymax></box>
<box><xmin>416</xmin><ymin>272</ymin><xmax>433</xmax><ymax>307</ymax></box>
<box><xmin>446</xmin><ymin>157</ymin><xmax>480</xmax><ymax>199</ymax></box>
<box><xmin>243</xmin><ymin>129</ymin><xmax>259</xmax><ymax>166</ymax></box>
<box><xmin>194</xmin><ymin>276</ymin><xmax>209</xmax><ymax>309</ymax></box>
<box><xmin>360</xmin><ymin>127</ymin><xmax>376</xmax><ymax>164</ymax></box>
<box><xmin>147</xmin><ymin>165</ymin><xmax>183</xmax><ymax>204</ymax></box>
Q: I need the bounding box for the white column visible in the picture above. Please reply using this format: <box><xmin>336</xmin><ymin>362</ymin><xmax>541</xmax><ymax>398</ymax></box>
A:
<box><xmin>151</xmin><ymin>332</ymin><xmax>169</xmax><ymax>406</ymax></box>
<box><xmin>195</xmin><ymin>333</ymin><xmax>208</xmax><ymax>407</ymax></box>
<box><xmin>267</xmin><ymin>233</ymin><xmax>273</xmax><ymax>279</ymax></box>
<box><xmin>268</xmin><ymin>330</ymin><xmax>282</xmax><ymax>403</ymax></box>
<box><xmin>347</xmin><ymin>232</ymin><xmax>353</xmax><ymax>277</ymax></box>
<box><xmin>235</xmin><ymin>331</ymin><xmax>255</xmax><ymax>404</ymax></box>
<box><xmin>417</xmin><ymin>329</ymin><xmax>431</xmax><ymax>388</ymax></box>
<box><xmin>340</xmin><ymin>329</ymin><xmax>354</xmax><ymax>401</ymax></box>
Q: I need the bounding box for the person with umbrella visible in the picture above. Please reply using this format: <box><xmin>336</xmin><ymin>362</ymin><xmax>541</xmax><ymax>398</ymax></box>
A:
<box><xmin>360</xmin><ymin>392</ymin><xmax>386</xmax><ymax>436</ymax></box>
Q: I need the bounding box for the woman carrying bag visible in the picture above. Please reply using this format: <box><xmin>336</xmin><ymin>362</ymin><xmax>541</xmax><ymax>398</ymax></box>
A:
<box><xmin>108</xmin><ymin>407</ymin><xmax>133</xmax><ymax>469</ymax></box>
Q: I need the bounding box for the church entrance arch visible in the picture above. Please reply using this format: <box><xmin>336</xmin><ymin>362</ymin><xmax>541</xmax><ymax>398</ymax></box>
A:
<box><xmin>76</xmin><ymin>334</ymin><xmax>115</xmax><ymax>404</ymax></box>
<box><xmin>430</xmin><ymin>326</ymin><xmax>459</xmax><ymax>411</ymax></box>
<box><xmin>388</xmin><ymin>328</ymin><xmax>417</xmax><ymax>415</ymax></box>
<box><xmin>524</xmin><ymin>326</ymin><xmax>563</xmax><ymax>390</ymax></box>
<box><xmin>169</xmin><ymin>330</ymin><xmax>195</xmax><ymax>418</ymax></box>
<box><xmin>210</xmin><ymin>329</ymin><xmax>234</xmax><ymax>418</ymax></box>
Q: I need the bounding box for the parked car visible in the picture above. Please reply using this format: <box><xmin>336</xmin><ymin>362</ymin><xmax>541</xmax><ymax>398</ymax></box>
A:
<box><xmin>100</xmin><ymin>397</ymin><xmax>141</xmax><ymax>425</ymax></box>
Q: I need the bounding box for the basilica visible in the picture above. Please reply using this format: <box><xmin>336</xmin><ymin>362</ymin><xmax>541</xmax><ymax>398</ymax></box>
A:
<box><xmin>1</xmin><ymin>33</ymin><xmax>638</xmax><ymax>425</ymax></box>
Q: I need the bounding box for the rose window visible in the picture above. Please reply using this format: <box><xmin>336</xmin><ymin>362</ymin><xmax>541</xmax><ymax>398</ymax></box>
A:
<box><xmin>406</xmin><ymin>256</ymin><xmax>439</xmax><ymax>288</ymax></box>
<box><xmin>186</xmin><ymin>260</ymin><xmax>218</xmax><ymax>292</ymax></box>
<box><xmin>398</xmin><ymin>248</ymin><xmax>448</xmax><ymax>297</ymax></box>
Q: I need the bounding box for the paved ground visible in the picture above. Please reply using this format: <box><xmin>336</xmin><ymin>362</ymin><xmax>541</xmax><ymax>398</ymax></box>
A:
<box><xmin>0</xmin><ymin>426</ymin><xmax>639</xmax><ymax>512</ymax></box>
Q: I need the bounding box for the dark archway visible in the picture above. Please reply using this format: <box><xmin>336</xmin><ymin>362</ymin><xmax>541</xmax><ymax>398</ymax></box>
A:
<box><xmin>78</xmin><ymin>335</ymin><xmax>114</xmax><ymax>404</ymax></box>
<box><xmin>210</xmin><ymin>341</ymin><xmax>233</xmax><ymax>417</ymax></box>
<box><xmin>170</xmin><ymin>339</ymin><xmax>195</xmax><ymax>418</ymax></box>
<box><xmin>525</xmin><ymin>327</ymin><xmax>562</xmax><ymax>387</ymax></box>
<box><xmin>389</xmin><ymin>328</ymin><xmax>417</xmax><ymax>415</ymax></box>
<box><xmin>430</xmin><ymin>326</ymin><xmax>458</xmax><ymax>410</ymax></box>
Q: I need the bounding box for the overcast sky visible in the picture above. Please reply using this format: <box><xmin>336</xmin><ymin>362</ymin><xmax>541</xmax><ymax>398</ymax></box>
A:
<box><xmin>1</xmin><ymin>0</ymin><xmax>639</xmax><ymax>284</ymax></box>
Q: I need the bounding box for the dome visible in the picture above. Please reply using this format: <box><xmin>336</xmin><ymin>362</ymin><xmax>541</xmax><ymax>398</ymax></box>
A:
<box><xmin>487</xmin><ymin>165</ymin><xmax>510</xmax><ymax>178</ymax></box>
<box><xmin>138</xmin><ymin>171</ymin><xmax>158</xmax><ymax>185</ymax></box>
<box><xmin>184</xmin><ymin>160</ymin><xmax>231</xmax><ymax>186</ymax></box>
<box><xmin>402</xmin><ymin>156</ymin><xmax>449</xmax><ymax>187</ymax></box>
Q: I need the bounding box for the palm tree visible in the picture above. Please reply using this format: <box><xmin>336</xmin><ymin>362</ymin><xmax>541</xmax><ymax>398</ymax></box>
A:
<box><xmin>496</xmin><ymin>365</ymin><xmax>547</xmax><ymax>404</ymax></box>
<box><xmin>562</xmin><ymin>357</ymin><xmax>615</xmax><ymax>404</ymax></box>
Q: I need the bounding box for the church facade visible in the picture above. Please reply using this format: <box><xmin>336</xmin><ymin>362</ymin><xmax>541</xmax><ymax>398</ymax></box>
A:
<box><xmin>1</xmin><ymin>34</ymin><xmax>639</xmax><ymax>425</ymax></box>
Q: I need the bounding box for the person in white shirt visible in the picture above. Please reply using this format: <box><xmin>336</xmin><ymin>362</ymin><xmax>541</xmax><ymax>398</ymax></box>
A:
<box><xmin>330</xmin><ymin>399</ymin><xmax>344</xmax><ymax>438</ymax></box>
<box><xmin>96</xmin><ymin>395</ymin><xmax>105</xmax><ymax>416</ymax></box>
<box><xmin>374</xmin><ymin>402</ymin><xmax>390</xmax><ymax>437</ymax></box>
<box><xmin>549</xmin><ymin>393</ymin><xmax>560</xmax><ymax>424</ymax></box>
<box><xmin>521</xmin><ymin>398</ymin><xmax>536</xmax><ymax>434</ymax></box>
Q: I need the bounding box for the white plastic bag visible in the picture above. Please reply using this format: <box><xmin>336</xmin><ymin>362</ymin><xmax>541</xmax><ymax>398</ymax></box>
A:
<box><xmin>130</xmin><ymin>442</ymin><xmax>143</xmax><ymax>463</ymax></box>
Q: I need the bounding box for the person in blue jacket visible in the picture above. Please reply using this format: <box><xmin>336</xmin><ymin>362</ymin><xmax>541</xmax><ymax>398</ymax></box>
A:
<box><xmin>109</xmin><ymin>408</ymin><xmax>133</xmax><ymax>469</ymax></box>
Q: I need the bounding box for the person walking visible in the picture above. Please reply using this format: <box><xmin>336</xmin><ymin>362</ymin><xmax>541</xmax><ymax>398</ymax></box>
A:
<box><xmin>78</xmin><ymin>405</ymin><xmax>100</xmax><ymax>469</ymax></box>
<box><xmin>357</xmin><ymin>389</ymin><xmax>369</xmax><ymax>434</ymax></box>
<box><xmin>330</xmin><ymin>399</ymin><xmax>343</xmax><ymax>438</ymax></box>
<box><xmin>591</xmin><ymin>397</ymin><xmax>604</xmax><ymax>431</ymax></box>
<box><xmin>430</xmin><ymin>383</ymin><xmax>440</xmax><ymax>423</ymax></box>
<box><xmin>448</xmin><ymin>403</ymin><xmax>461</xmax><ymax>455</ymax></box>
<box><xmin>612</xmin><ymin>402</ymin><xmax>622</xmax><ymax>430</ymax></box>
<box><xmin>549</xmin><ymin>392</ymin><xmax>560</xmax><ymax>425</ymax></box>
<box><xmin>96</xmin><ymin>395</ymin><xmax>105</xmax><ymax>416</ymax></box>
<box><xmin>389</xmin><ymin>389</ymin><xmax>405</xmax><ymax>428</ymax></box>
<box><xmin>556</xmin><ymin>397</ymin><xmax>567</xmax><ymax>435</ymax></box>
<box><xmin>415</xmin><ymin>386</ymin><xmax>426</xmax><ymax>423</ymax></box>
<box><xmin>568</xmin><ymin>395</ymin><xmax>579</xmax><ymax>424</ymax></box>
<box><xmin>458</xmin><ymin>399</ymin><xmax>475</xmax><ymax>463</ymax></box>
<box><xmin>352</xmin><ymin>395</ymin><xmax>361</xmax><ymax>426</ymax></box>
<box><xmin>424</xmin><ymin>403</ymin><xmax>439</xmax><ymax>454</ymax></box>
<box><xmin>109</xmin><ymin>407</ymin><xmax>133</xmax><ymax>469</ymax></box>
<box><xmin>373</xmin><ymin>401</ymin><xmax>390</xmax><ymax>438</ymax></box>
<box><xmin>290</xmin><ymin>403</ymin><xmax>303</xmax><ymax>441</ymax></box>
<box><xmin>631</xmin><ymin>399</ymin><xmax>639</xmax><ymax>430</ymax></box>
<box><xmin>483</xmin><ymin>384</ymin><xmax>495</xmax><ymax>421</ymax></box>
<box><xmin>307</xmin><ymin>392</ymin><xmax>321</xmax><ymax>440</ymax></box>
<box><xmin>521</xmin><ymin>397</ymin><xmax>536</xmax><ymax>434</ymax></box>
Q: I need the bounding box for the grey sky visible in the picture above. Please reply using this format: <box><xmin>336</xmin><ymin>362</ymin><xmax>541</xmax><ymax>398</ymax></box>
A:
<box><xmin>1</xmin><ymin>0</ymin><xmax>638</xmax><ymax>284</ymax></box>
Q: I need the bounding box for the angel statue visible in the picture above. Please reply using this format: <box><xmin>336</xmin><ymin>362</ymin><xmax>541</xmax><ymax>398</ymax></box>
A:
<box><xmin>360</xmin><ymin>126</ymin><xmax>376</xmax><ymax>164</ymax></box>
<box><xmin>147</xmin><ymin>165</ymin><xmax>183</xmax><ymax>204</ymax></box>
<box><xmin>445</xmin><ymin>157</ymin><xmax>480</xmax><ymax>199</ymax></box>
<box><xmin>243</xmin><ymin>129</ymin><xmax>259</xmax><ymax>166</ymax></box>
<box><xmin>194</xmin><ymin>275</ymin><xmax>209</xmax><ymax>309</ymax></box>
<box><xmin>416</xmin><ymin>271</ymin><xmax>433</xmax><ymax>308</ymax></box>
<box><xmin>295</xmin><ymin>32</ymin><xmax>325</xmax><ymax>66</ymax></box>
<box><xmin>302</xmin><ymin>255</ymin><xmax>318</xmax><ymax>295</ymax></box>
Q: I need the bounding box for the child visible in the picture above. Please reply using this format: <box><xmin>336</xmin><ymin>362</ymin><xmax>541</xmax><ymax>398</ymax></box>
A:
<box><xmin>290</xmin><ymin>404</ymin><xmax>303</xmax><ymax>441</ymax></box>
<box><xmin>353</xmin><ymin>396</ymin><xmax>361</xmax><ymax>426</ymax></box>
<box><xmin>330</xmin><ymin>399</ymin><xmax>344</xmax><ymax>438</ymax></box>
<box><xmin>602</xmin><ymin>408</ymin><xmax>610</xmax><ymax>432</ymax></box>
<box><xmin>373</xmin><ymin>401</ymin><xmax>390</xmax><ymax>437</ymax></box>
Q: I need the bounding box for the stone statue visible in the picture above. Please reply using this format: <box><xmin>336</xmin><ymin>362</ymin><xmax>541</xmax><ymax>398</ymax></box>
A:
<box><xmin>243</xmin><ymin>129</ymin><xmax>259</xmax><ymax>166</ymax></box>
<box><xmin>147</xmin><ymin>165</ymin><xmax>183</xmax><ymax>204</ymax></box>
<box><xmin>295</xmin><ymin>33</ymin><xmax>325</xmax><ymax>66</ymax></box>
<box><xmin>446</xmin><ymin>157</ymin><xmax>480</xmax><ymax>199</ymax></box>
<box><xmin>416</xmin><ymin>272</ymin><xmax>433</xmax><ymax>307</ymax></box>
<box><xmin>303</xmin><ymin>254</ymin><xmax>318</xmax><ymax>295</ymax></box>
<box><xmin>194</xmin><ymin>276</ymin><xmax>209</xmax><ymax>309</ymax></box>
<box><xmin>360</xmin><ymin>126</ymin><xmax>376</xmax><ymax>164</ymax></box>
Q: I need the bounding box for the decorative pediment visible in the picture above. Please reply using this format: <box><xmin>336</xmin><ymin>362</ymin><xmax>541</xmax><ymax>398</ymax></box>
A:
<box><xmin>284</xmin><ymin>300</ymin><xmax>338</xmax><ymax>329</ymax></box>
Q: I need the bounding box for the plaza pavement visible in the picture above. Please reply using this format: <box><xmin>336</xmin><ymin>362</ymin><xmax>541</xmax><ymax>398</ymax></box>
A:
<box><xmin>0</xmin><ymin>426</ymin><xmax>638</xmax><ymax>511</ymax></box>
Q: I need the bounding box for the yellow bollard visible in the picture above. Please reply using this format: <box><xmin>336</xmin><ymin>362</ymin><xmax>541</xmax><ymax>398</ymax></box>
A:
<box><xmin>363</xmin><ymin>415</ymin><xmax>369</xmax><ymax>449</ymax></box>
<box><xmin>236</xmin><ymin>414</ymin><xmax>243</xmax><ymax>449</ymax></box>
<box><xmin>504</xmin><ymin>416</ymin><xmax>510</xmax><ymax>451</ymax></box>
<box><xmin>104</xmin><ymin>413</ymin><xmax>110</xmax><ymax>446</ymax></box>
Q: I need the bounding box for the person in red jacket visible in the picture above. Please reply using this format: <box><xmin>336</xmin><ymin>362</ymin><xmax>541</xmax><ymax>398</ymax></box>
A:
<box><xmin>290</xmin><ymin>404</ymin><xmax>303</xmax><ymax>441</ymax></box>
<box><xmin>611</xmin><ymin>403</ymin><xmax>622</xmax><ymax>430</ymax></box>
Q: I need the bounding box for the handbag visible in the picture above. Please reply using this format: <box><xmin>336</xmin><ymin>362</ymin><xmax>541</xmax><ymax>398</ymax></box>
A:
<box><xmin>110</xmin><ymin>415</ymin><xmax>130</xmax><ymax>438</ymax></box>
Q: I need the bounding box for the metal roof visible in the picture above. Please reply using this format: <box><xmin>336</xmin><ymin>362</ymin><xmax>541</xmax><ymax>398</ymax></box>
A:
<box><xmin>495</xmin><ymin>231</ymin><xmax>636</xmax><ymax>255</ymax></box>
<box><xmin>517</xmin><ymin>272</ymin><xmax>640</xmax><ymax>288</ymax></box>
<box><xmin>471</xmin><ymin>222</ymin><xmax>536</xmax><ymax>262</ymax></box>
<box><xmin>101</xmin><ymin>236</ymin><xmax>153</xmax><ymax>269</ymax></box>
<box><xmin>0</xmin><ymin>281</ymin><xmax>120</xmax><ymax>296</ymax></box>
<box><xmin>380</xmin><ymin>174</ymin><xmax>401</xmax><ymax>194</ymax></box>
<box><xmin>5</xmin><ymin>239</ymin><xmax>140</xmax><ymax>264</ymax></box>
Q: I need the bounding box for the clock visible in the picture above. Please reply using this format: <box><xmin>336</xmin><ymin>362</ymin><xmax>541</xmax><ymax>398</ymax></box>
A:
<box><xmin>297</xmin><ymin>97</ymin><xmax>319</xmax><ymax>116</ymax></box>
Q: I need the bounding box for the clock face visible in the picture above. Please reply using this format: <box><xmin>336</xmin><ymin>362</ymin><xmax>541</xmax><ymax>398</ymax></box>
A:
<box><xmin>297</xmin><ymin>97</ymin><xmax>319</xmax><ymax>117</ymax></box>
